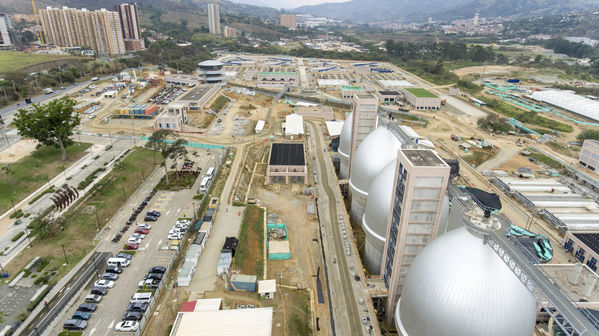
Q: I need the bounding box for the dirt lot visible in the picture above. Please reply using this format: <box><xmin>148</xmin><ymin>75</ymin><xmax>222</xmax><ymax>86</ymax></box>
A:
<box><xmin>0</xmin><ymin>139</ymin><xmax>38</xmax><ymax>163</ymax></box>
<box><xmin>452</xmin><ymin>65</ymin><xmax>520</xmax><ymax>78</ymax></box>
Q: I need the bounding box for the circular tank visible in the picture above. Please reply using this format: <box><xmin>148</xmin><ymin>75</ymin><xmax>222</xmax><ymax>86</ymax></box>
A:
<box><xmin>338</xmin><ymin>112</ymin><xmax>353</xmax><ymax>179</ymax></box>
<box><xmin>349</xmin><ymin>126</ymin><xmax>401</xmax><ymax>222</ymax></box>
<box><xmin>362</xmin><ymin>160</ymin><xmax>396</xmax><ymax>274</ymax></box>
<box><xmin>395</xmin><ymin>226</ymin><xmax>537</xmax><ymax>336</ymax></box>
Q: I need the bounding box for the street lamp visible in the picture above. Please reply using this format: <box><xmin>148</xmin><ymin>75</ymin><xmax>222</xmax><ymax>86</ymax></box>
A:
<box><xmin>61</xmin><ymin>244</ymin><xmax>69</xmax><ymax>265</ymax></box>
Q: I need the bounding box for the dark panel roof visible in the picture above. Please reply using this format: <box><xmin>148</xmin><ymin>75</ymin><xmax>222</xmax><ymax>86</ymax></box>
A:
<box><xmin>269</xmin><ymin>143</ymin><xmax>305</xmax><ymax>166</ymax></box>
<box><xmin>464</xmin><ymin>187</ymin><xmax>502</xmax><ymax>210</ymax></box>
<box><xmin>378</xmin><ymin>90</ymin><xmax>400</xmax><ymax>95</ymax></box>
<box><xmin>573</xmin><ymin>233</ymin><xmax>599</xmax><ymax>255</ymax></box>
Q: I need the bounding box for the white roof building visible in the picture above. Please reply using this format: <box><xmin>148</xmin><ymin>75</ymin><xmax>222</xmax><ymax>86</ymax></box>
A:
<box><xmin>325</xmin><ymin>121</ymin><xmax>344</xmax><ymax>137</ymax></box>
<box><xmin>258</xmin><ymin>279</ymin><xmax>277</xmax><ymax>295</ymax></box>
<box><xmin>529</xmin><ymin>90</ymin><xmax>599</xmax><ymax>122</ymax></box>
<box><xmin>170</xmin><ymin>307</ymin><xmax>273</xmax><ymax>336</ymax></box>
<box><xmin>284</xmin><ymin>114</ymin><xmax>304</xmax><ymax>137</ymax></box>
<box><xmin>255</xmin><ymin>120</ymin><xmax>265</xmax><ymax>134</ymax></box>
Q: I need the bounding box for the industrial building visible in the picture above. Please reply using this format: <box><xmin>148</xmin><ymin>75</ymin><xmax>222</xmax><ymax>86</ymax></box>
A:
<box><xmin>176</xmin><ymin>85</ymin><xmax>220</xmax><ymax>111</ymax></box>
<box><xmin>402</xmin><ymin>88</ymin><xmax>441</xmax><ymax>110</ymax></box>
<box><xmin>563</xmin><ymin>232</ymin><xmax>599</xmax><ymax>272</ymax></box>
<box><xmin>349</xmin><ymin>94</ymin><xmax>379</xmax><ymax>168</ymax></box>
<box><xmin>341</xmin><ymin>86</ymin><xmax>365</xmax><ymax>99</ymax></box>
<box><xmin>207</xmin><ymin>3</ymin><xmax>220</xmax><ymax>35</ymax></box>
<box><xmin>395</xmin><ymin>210</ymin><xmax>537</xmax><ymax>335</ymax></box>
<box><xmin>530</xmin><ymin>90</ymin><xmax>599</xmax><ymax>123</ymax></box>
<box><xmin>280</xmin><ymin>14</ymin><xmax>297</xmax><ymax>29</ymax></box>
<box><xmin>284</xmin><ymin>113</ymin><xmax>304</xmax><ymax>139</ymax></box>
<box><xmin>495</xmin><ymin>177</ymin><xmax>599</xmax><ymax>231</ymax></box>
<box><xmin>39</xmin><ymin>6</ymin><xmax>128</xmax><ymax>55</ymax></box>
<box><xmin>170</xmin><ymin>307</ymin><xmax>273</xmax><ymax>336</ymax></box>
<box><xmin>258</xmin><ymin>280</ymin><xmax>277</xmax><ymax>299</ymax></box>
<box><xmin>266</xmin><ymin>143</ymin><xmax>306</xmax><ymax>184</ymax></box>
<box><xmin>580</xmin><ymin>139</ymin><xmax>599</xmax><ymax>171</ymax></box>
<box><xmin>257</xmin><ymin>71</ymin><xmax>298</xmax><ymax>88</ymax></box>
<box><xmin>349</xmin><ymin>126</ymin><xmax>402</xmax><ymax>222</ymax></box>
<box><xmin>375</xmin><ymin>90</ymin><xmax>402</xmax><ymax>105</ymax></box>
<box><xmin>317</xmin><ymin>79</ymin><xmax>349</xmax><ymax>90</ymax></box>
<box><xmin>197</xmin><ymin>60</ymin><xmax>225</xmax><ymax>84</ymax></box>
<box><xmin>378</xmin><ymin>80</ymin><xmax>414</xmax><ymax>91</ymax></box>
<box><xmin>112</xmin><ymin>104</ymin><xmax>158</xmax><ymax>119</ymax></box>
<box><xmin>154</xmin><ymin>102</ymin><xmax>187</xmax><ymax>132</ymax></box>
<box><xmin>382</xmin><ymin>149</ymin><xmax>451</xmax><ymax>321</ymax></box>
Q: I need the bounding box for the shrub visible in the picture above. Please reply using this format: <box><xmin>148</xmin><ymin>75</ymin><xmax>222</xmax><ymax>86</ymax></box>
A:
<box><xmin>27</xmin><ymin>286</ymin><xmax>50</xmax><ymax>311</ymax></box>
<box><xmin>11</xmin><ymin>231</ymin><xmax>24</xmax><ymax>242</ymax></box>
<box><xmin>77</xmin><ymin>167</ymin><xmax>107</xmax><ymax>190</ymax></box>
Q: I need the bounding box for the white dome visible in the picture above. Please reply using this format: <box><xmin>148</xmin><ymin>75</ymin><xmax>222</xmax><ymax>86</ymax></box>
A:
<box><xmin>338</xmin><ymin>112</ymin><xmax>353</xmax><ymax>159</ymax></box>
<box><xmin>363</xmin><ymin>160</ymin><xmax>396</xmax><ymax>241</ymax></box>
<box><xmin>396</xmin><ymin>226</ymin><xmax>537</xmax><ymax>336</ymax></box>
<box><xmin>349</xmin><ymin>126</ymin><xmax>401</xmax><ymax>197</ymax></box>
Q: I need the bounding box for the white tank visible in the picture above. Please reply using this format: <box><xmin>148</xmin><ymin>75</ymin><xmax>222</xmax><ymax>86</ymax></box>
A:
<box><xmin>349</xmin><ymin>126</ymin><xmax>401</xmax><ymax>222</ymax></box>
<box><xmin>338</xmin><ymin>112</ymin><xmax>353</xmax><ymax>179</ymax></box>
<box><xmin>362</xmin><ymin>160</ymin><xmax>396</xmax><ymax>274</ymax></box>
<box><xmin>395</xmin><ymin>226</ymin><xmax>537</xmax><ymax>336</ymax></box>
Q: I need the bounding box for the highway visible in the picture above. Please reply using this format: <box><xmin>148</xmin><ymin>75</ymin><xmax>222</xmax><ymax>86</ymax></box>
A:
<box><xmin>309</xmin><ymin>121</ymin><xmax>371</xmax><ymax>336</ymax></box>
<box><xmin>20</xmin><ymin>252</ymin><xmax>110</xmax><ymax>336</ymax></box>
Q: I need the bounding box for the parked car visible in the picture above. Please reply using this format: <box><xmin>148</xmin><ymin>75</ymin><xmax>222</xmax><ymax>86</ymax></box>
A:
<box><xmin>138</xmin><ymin>279</ymin><xmax>160</xmax><ymax>289</ymax></box>
<box><xmin>127</xmin><ymin>302</ymin><xmax>149</xmax><ymax>312</ymax></box>
<box><xmin>145</xmin><ymin>272</ymin><xmax>163</xmax><ymax>281</ymax></box>
<box><xmin>122</xmin><ymin>311</ymin><xmax>143</xmax><ymax>321</ymax></box>
<box><xmin>105</xmin><ymin>266</ymin><xmax>123</xmax><ymax>274</ymax></box>
<box><xmin>125</xmin><ymin>243</ymin><xmax>139</xmax><ymax>250</ymax></box>
<box><xmin>84</xmin><ymin>294</ymin><xmax>102</xmax><ymax>303</ymax></box>
<box><xmin>90</xmin><ymin>287</ymin><xmax>108</xmax><ymax>296</ymax></box>
<box><xmin>77</xmin><ymin>303</ymin><xmax>97</xmax><ymax>312</ymax></box>
<box><xmin>168</xmin><ymin>233</ymin><xmax>183</xmax><ymax>240</ymax></box>
<box><xmin>94</xmin><ymin>279</ymin><xmax>114</xmax><ymax>288</ymax></box>
<box><xmin>116</xmin><ymin>252</ymin><xmax>132</xmax><ymax>260</ymax></box>
<box><xmin>137</xmin><ymin>223</ymin><xmax>152</xmax><ymax>230</ymax></box>
<box><xmin>149</xmin><ymin>266</ymin><xmax>166</xmax><ymax>274</ymax></box>
<box><xmin>177</xmin><ymin>219</ymin><xmax>191</xmax><ymax>225</ymax></box>
<box><xmin>115</xmin><ymin>321</ymin><xmax>139</xmax><ymax>332</ymax></box>
<box><xmin>127</xmin><ymin>237</ymin><xmax>142</xmax><ymax>245</ymax></box>
<box><xmin>72</xmin><ymin>311</ymin><xmax>91</xmax><ymax>320</ymax></box>
<box><xmin>146</xmin><ymin>210</ymin><xmax>161</xmax><ymax>217</ymax></box>
<box><xmin>101</xmin><ymin>272</ymin><xmax>118</xmax><ymax>281</ymax></box>
<box><xmin>130</xmin><ymin>233</ymin><xmax>145</xmax><ymax>240</ymax></box>
<box><xmin>135</xmin><ymin>228</ymin><xmax>149</xmax><ymax>235</ymax></box>
<box><xmin>144</xmin><ymin>215</ymin><xmax>157</xmax><ymax>222</ymax></box>
<box><xmin>64</xmin><ymin>319</ymin><xmax>88</xmax><ymax>330</ymax></box>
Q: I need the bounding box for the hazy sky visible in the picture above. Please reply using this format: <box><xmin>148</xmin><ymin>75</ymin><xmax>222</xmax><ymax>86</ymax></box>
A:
<box><xmin>232</xmin><ymin>0</ymin><xmax>349</xmax><ymax>9</ymax></box>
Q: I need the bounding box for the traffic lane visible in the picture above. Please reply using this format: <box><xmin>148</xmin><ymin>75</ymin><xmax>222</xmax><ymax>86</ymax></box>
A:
<box><xmin>80</xmin><ymin>191</ymin><xmax>185</xmax><ymax>336</ymax></box>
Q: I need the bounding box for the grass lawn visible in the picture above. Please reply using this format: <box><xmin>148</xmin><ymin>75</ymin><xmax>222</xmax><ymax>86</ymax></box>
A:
<box><xmin>0</xmin><ymin>142</ymin><xmax>91</xmax><ymax>214</ymax></box>
<box><xmin>5</xmin><ymin>147</ymin><xmax>159</xmax><ymax>282</ymax></box>
<box><xmin>232</xmin><ymin>205</ymin><xmax>264</xmax><ymax>278</ymax></box>
<box><xmin>463</xmin><ymin>150</ymin><xmax>493</xmax><ymax>167</ymax></box>
<box><xmin>0</xmin><ymin>51</ymin><xmax>83</xmax><ymax>73</ymax></box>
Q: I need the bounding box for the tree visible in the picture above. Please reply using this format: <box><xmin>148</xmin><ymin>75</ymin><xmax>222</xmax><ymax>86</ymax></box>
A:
<box><xmin>14</xmin><ymin>97</ymin><xmax>80</xmax><ymax>161</ymax></box>
<box><xmin>145</xmin><ymin>129</ymin><xmax>188</xmax><ymax>183</ymax></box>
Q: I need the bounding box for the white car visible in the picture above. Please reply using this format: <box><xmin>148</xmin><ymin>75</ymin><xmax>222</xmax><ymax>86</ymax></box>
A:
<box><xmin>177</xmin><ymin>219</ymin><xmax>191</xmax><ymax>225</ymax></box>
<box><xmin>94</xmin><ymin>279</ymin><xmax>114</xmax><ymax>288</ymax></box>
<box><xmin>127</xmin><ymin>237</ymin><xmax>142</xmax><ymax>245</ymax></box>
<box><xmin>115</xmin><ymin>321</ymin><xmax>139</xmax><ymax>332</ymax></box>
<box><xmin>130</xmin><ymin>233</ymin><xmax>145</xmax><ymax>240</ymax></box>
<box><xmin>88</xmin><ymin>114</ymin><xmax>95</xmax><ymax>119</ymax></box>
<box><xmin>169</xmin><ymin>228</ymin><xmax>182</xmax><ymax>235</ymax></box>
<box><xmin>167</xmin><ymin>233</ymin><xmax>183</xmax><ymax>240</ymax></box>
<box><xmin>137</xmin><ymin>223</ymin><xmax>152</xmax><ymax>230</ymax></box>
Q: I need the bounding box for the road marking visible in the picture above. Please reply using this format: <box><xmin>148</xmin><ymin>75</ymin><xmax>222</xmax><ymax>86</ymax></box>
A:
<box><xmin>157</xmin><ymin>239</ymin><xmax>162</xmax><ymax>246</ymax></box>
<box><xmin>145</xmin><ymin>243</ymin><xmax>150</xmax><ymax>249</ymax></box>
<box><xmin>90</xmin><ymin>328</ymin><xmax>96</xmax><ymax>335</ymax></box>
<box><xmin>107</xmin><ymin>319</ymin><xmax>115</xmax><ymax>329</ymax></box>
<box><xmin>176</xmin><ymin>208</ymin><xmax>181</xmax><ymax>213</ymax></box>
<box><xmin>166</xmin><ymin>210</ymin><xmax>170</xmax><ymax>216</ymax></box>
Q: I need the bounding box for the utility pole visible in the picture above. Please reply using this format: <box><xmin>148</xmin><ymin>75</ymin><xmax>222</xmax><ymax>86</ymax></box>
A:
<box><xmin>61</xmin><ymin>244</ymin><xmax>69</xmax><ymax>265</ymax></box>
<box><xmin>25</xmin><ymin>228</ymin><xmax>33</xmax><ymax>248</ymax></box>
<box><xmin>95</xmin><ymin>211</ymin><xmax>101</xmax><ymax>231</ymax></box>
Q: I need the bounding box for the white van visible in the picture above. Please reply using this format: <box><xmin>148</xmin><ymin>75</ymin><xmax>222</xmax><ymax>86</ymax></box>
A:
<box><xmin>199</xmin><ymin>177</ymin><xmax>209</xmax><ymax>192</ymax></box>
<box><xmin>129</xmin><ymin>292</ymin><xmax>152</xmax><ymax>304</ymax></box>
<box><xmin>206</xmin><ymin>167</ymin><xmax>215</xmax><ymax>179</ymax></box>
<box><xmin>107</xmin><ymin>257</ymin><xmax>130</xmax><ymax>268</ymax></box>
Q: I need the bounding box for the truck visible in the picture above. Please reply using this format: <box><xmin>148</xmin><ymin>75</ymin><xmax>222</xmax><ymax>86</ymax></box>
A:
<box><xmin>25</xmin><ymin>97</ymin><xmax>32</xmax><ymax>104</ymax></box>
<box><xmin>91</xmin><ymin>77</ymin><xmax>99</xmax><ymax>82</ymax></box>
<box><xmin>43</xmin><ymin>88</ymin><xmax>54</xmax><ymax>94</ymax></box>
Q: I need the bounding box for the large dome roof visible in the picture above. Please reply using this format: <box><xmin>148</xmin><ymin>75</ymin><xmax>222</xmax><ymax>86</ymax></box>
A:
<box><xmin>349</xmin><ymin>126</ymin><xmax>401</xmax><ymax>196</ymax></box>
<box><xmin>338</xmin><ymin>112</ymin><xmax>353</xmax><ymax>159</ymax></box>
<box><xmin>396</xmin><ymin>226</ymin><xmax>537</xmax><ymax>336</ymax></box>
<box><xmin>362</xmin><ymin>160</ymin><xmax>396</xmax><ymax>240</ymax></box>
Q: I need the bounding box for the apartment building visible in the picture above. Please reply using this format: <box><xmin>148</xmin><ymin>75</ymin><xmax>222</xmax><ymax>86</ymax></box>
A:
<box><xmin>115</xmin><ymin>3</ymin><xmax>144</xmax><ymax>51</ymax></box>
<box><xmin>39</xmin><ymin>6</ymin><xmax>126</xmax><ymax>55</ymax></box>
<box><xmin>0</xmin><ymin>14</ymin><xmax>14</xmax><ymax>48</ymax></box>
<box><xmin>280</xmin><ymin>14</ymin><xmax>297</xmax><ymax>29</ymax></box>
<box><xmin>208</xmin><ymin>3</ymin><xmax>220</xmax><ymax>35</ymax></box>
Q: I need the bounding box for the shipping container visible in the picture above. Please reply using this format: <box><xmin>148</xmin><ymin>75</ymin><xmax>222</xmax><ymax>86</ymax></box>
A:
<box><xmin>229</xmin><ymin>274</ymin><xmax>257</xmax><ymax>292</ymax></box>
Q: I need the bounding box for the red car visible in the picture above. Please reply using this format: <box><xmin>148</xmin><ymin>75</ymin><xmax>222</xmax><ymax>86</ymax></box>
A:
<box><xmin>126</xmin><ymin>243</ymin><xmax>138</xmax><ymax>250</ymax></box>
<box><xmin>134</xmin><ymin>228</ymin><xmax>149</xmax><ymax>234</ymax></box>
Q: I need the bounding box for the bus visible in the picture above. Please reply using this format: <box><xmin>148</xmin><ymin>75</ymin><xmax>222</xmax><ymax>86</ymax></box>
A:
<box><xmin>206</xmin><ymin>167</ymin><xmax>215</xmax><ymax>179</ymax></box>
<box><xmin>199</xmin><ymin>177</ymin><xmax>210</xmax><ymax>192</ymax></box>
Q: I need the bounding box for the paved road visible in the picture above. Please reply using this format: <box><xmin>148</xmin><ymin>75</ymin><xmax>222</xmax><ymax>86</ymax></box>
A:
<box><xmin>21</xmin><ymin>252</ymin><xmax>110</xmax><ymax>336</ymax></box>
<box><xmin>309</xmin><ymin>121</ymin><xmax>366</xmax><ymax>336</ymax></box>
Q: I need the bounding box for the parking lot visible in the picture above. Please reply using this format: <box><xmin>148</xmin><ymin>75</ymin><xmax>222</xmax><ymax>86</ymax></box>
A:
<box><xmin>49</xmin><ymin>147</ymin><xmax>226</xmax><ymax>335</ymax></box>
<box><xmin>149</xmin><ymin>86</ymin><xmax>185</xmax><ymax>105</ymax></box>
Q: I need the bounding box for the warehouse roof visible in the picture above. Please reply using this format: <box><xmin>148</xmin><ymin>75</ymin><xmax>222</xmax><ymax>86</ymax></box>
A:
<box><xmin>341</xmin><ymin>85</ymin><xmax>364</xmax><ymax>91</ymax></box>
<box><xmin>404</xmin><ymin>88</ymin><xmax>438</xmax><ymax>98</ymax></box>
<box><xmin>171</xmin><ymin>308</ymin><xmax>273</xmax><ymax>336</ymax></box>
<box><xmin>378</xmin><ymin>79</ymin><xmax>414</xmax><ymax>88</ymax></box>
<box><xmin>179</xmin><ymin>85</ymin><xmax>213</xmax><ymax>102</ymax></box>
<box><xmin>530</xmin><ymin>90</ymin><xmax>599</xmax><ymax>122</ymax></box>
<box><xmin>573</xmin><ymin>233</ymin><xmax>599</xmax><ymax>255</ymax></box>
<box><xmin>325</xmin><ymin>121</ymin><xmax>344</xmax><ymax>137</ymax></box>
<box><xmin>285</xmin><ymin>113</ymin><xmax>304</xmax><ymax>136</ymax></box>
<box><xmin>269</xmin><ymin>143</ymin><xmax>305</xmax><ymax>166</ymax></box>
<box><xmin>258</xmin><ymin>71</ymin><xmax>297</xmax><ymax>75</ymax></box>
